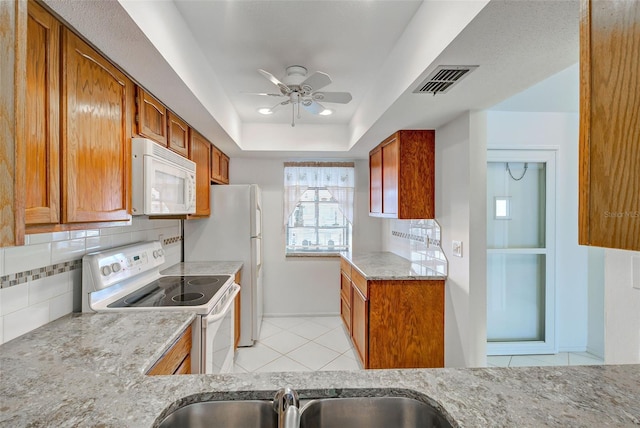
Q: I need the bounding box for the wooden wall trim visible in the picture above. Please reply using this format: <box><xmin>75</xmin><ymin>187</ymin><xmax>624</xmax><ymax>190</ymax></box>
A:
<box><xmin>0</xmin><ymin>0</ymin><xmax>26</xmax><ymax>247</ymax></box>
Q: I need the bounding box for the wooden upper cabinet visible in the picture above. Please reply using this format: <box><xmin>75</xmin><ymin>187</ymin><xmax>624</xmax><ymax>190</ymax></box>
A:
<box><xmin>211</xmin><ymin>145</ymin><xmax>230</xmax><ymax>184</ymax></box>
<box><xmin>579</xmin><ymin>0</ymin><xmax>640</xmax><ymax>251</ymax></box>
<box><xmin>369</xmin><ymin>130</ymin><xmax>435</xmax><ymax>219</ymax></box>
<box><xmin>167</xmin><ymin>112</ymin><xmax>189</xmax><ymax>157</ymax></box>
<box><xmin>188</xmin><ymin>130</ymin><xmax>211</xmax><ymax>218</ymax></box>
<box><xmin>136</xmin><ymin>87</ymin><xmax>168</xmax><ymax>146</ymax></box>
<box><xmin>25</xmin><ymin>2</ymin><xmax>60</xmax><ymax>226</ymax></box>
<box><xmin>61</xmin><ymin>28</ymin><xmax>133</xmax><ymax>223</ymax></box>
<box><xmin>369</xmin><ymin>147</ymin><xmax>382</xmax><ymax>214</ymax></box>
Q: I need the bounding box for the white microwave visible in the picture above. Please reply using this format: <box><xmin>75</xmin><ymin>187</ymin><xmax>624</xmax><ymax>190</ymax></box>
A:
<box><xmin>131</xmin><ymin>138</ymin><xmax>196</xmax><ymax>216</ymax></box>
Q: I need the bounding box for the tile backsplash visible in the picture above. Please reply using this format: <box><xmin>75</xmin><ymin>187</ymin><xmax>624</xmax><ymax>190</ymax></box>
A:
<box><xmin>0</xmin><ymin>217</ymin><xmax>182</xmax><ymax>344</ymax></box>
<box><xmin>382</xmin><ymin>219</ymin><xmax>448</xmax><ymax>276</ymax></box>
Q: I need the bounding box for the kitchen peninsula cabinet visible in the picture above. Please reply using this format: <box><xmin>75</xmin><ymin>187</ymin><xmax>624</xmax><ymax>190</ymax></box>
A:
<box><xmin>25</xmin><ymin>1</ymin><xmax>60</xmax><ymax>227</ymax></box>
<box><xmin>211</xmin><ymin>145</ymin><xmax>230</xmax><ymax>184</ymax></box>
<box><xmin>62</xmin><ymin>28</ymin><xmax>133</xmax><ymax>224</ymax></box>
<box><xmin>135</xmin><ymin>87</ymin><xmax>168</xmax><ymax>146</ymax></box>
<box><xmin>188</xmin><ymin>130</ymin><xmax>212</xmax><ymax>218</ymax></box>
<box><xmin>579</xmin><ymin>0</ymin><xmax>640</xmax><ymax>251</ymax></box>
<box><xmin>147</xmin><ymin>325</ymin><xmax>192</xmax><ymax>375</ymax></box>
<box><xmin>167</xmin><ymin>111</ymin><xmax>189</xmax><ymax>157</ymax></box>
<box><xmin>369</xmin><ymin>130</ymin><xmax>435</xmax><ymax>219</ymax></box>
<box><xmin>340</xmin><ymin>254</ymin><xmax>445</xmax><ymax>369</ymax></box>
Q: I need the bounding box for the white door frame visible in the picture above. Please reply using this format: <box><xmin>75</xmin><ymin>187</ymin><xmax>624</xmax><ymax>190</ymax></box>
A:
<box><xmin>487</xmin><ymin>149</ymin><xmax>557</xmax><ymax>355</ymax></box>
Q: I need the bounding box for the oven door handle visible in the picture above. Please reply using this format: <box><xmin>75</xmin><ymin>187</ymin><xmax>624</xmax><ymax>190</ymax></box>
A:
<box><xmin>202</xmin><ymin>283</ymin><xmax>240</xmax><ymax>325</ymax></box>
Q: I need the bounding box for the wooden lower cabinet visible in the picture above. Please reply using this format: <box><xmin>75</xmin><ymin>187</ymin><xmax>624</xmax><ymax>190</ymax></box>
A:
<box><xmin>147</xmin><ymin>325</ymin><xmax>192</xmax><ymax>375</ymax></box>
<box><xmin>340</xmin><ymin>257</ymin><xmax>444</xmax><ymax>369</ymax></box>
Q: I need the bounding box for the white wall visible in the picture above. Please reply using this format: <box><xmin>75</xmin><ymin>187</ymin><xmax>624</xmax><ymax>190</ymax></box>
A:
<box><xmin>604</xmin><ymin>249</ymin><xmax>640</xmax><ymax>364</ymax></box>
<box><xmin>0</xmin><ymin>218</ymin><xmax>182</xmax><ymax>344</ymax></box>
<box><xmin>587</xmin><ymin>247</ymin><xmax>605</xmax><ymax>359</ymax></box>
<box><xmin>486</xmin><ymin>110</ymin><xmax>588</xmax><ymax>352</ymax></box>
<box><xmin>230</xmin><ymin>157</ymin><xmax>381</xmax><ymax>317</ymax></box>
<box><xmin>433</xmin><ymin>111</ymin><xmax>488</xmax><ymax>367</ymax></box>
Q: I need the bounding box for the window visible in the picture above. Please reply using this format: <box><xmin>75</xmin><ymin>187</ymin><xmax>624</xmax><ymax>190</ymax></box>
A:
<box><xmin>284</xmin><ymin>162</ymin><xmax>354</xmax><ymax>255</ymax></box>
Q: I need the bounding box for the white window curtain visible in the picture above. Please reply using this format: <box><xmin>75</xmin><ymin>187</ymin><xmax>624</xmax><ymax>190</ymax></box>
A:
<box><xmin>283</xmin><ymin>162</ymin><xmax>355</xmax><ymax>228</ymax></box>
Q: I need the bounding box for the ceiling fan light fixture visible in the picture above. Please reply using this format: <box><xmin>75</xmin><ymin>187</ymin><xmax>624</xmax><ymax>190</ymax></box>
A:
<box><xmin>319</xmin><ymin>108</ymin><xmax>333</xmax><ymax>116</ymax></box>
<box><xmin>257</xmin><ymin>107</ymin><xmax>273</xmax><ymax>115</ymax></box>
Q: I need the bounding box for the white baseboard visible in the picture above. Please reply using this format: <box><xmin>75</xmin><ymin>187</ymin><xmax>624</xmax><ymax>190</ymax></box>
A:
<box><xmin>264</xmin><ymin>312</ymin><xmax>340</xmax><ymax>318</ymax></box>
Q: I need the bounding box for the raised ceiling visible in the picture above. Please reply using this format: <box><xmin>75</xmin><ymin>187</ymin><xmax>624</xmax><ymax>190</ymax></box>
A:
<box><xmin>42</xmin><ymin>0</ymin><xmax>579</xmax><ymax>158</ymax></box>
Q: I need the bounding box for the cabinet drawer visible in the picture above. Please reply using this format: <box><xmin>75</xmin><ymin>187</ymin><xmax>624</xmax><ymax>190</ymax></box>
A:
<box><xmin>351</xmin><ymin>268</ymin><xmax>368</xmax><ymax>298</ymax></box>
<box><xmin>340</xmin><ymin>258</ymin><xmax>352</xmax><ymax>278</ymax></box>
<box><xmin>340</xmin><ymin>271</ymin><xmax>351</xmax><ymax>302</ymax></box>
<box><xmin>147</xmin><ymin>325</ymin><xmax>192</xmax><ymax>375</ymax></box>
<box><xmin>340</xmin><ymin>296</ymin><xmax>351</xmax><ymax>331</ymax></box>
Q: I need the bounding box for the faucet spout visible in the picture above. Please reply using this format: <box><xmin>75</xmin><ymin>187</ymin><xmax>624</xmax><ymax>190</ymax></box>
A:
<box><xmin>273</xmin><ymin>387</ymin><xmax>300</xmax><ymax>428</ymax></box>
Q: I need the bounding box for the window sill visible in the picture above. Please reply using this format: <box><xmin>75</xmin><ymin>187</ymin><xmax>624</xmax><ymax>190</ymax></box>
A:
<box><xmin>285</xmin><ymin>252</ymin><xmax>346</xmax><ymax>258</ymax></box>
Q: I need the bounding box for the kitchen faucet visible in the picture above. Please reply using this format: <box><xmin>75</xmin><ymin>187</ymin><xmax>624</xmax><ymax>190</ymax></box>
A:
<box><xmin>273</xmin><ymin>387</ymin><xmax>301</xmax><ymax>428</ymax></box>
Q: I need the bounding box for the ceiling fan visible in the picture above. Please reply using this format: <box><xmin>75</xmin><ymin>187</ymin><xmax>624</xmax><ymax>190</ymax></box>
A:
<box><xmin>249</xmin><ymin>65</ymin><xmax>353</xmax><ymax>127</ymax></box>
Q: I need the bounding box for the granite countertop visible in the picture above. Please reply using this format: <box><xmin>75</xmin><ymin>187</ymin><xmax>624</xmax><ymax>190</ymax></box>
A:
<box><xmin>1</xmin><ymin>311</ymin><xmax>638</xmax><ymax>427</ymax></box>
<box><xmin>160</xmin><ymin>261</ymin><xmax>243</xmax><ymax>277</ymax></box>
<box><xmin>342</xmin><ymin>251</ymin><xmax>447</xmax><ymax>280</ymax></box>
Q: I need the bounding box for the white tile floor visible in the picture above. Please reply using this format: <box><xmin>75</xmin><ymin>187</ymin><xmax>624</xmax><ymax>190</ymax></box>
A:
<box><xmin>234</xmin><ymin>316</ymin><xmax>363</xmax><ymax>373</ymax></box>
<box><xmin>487</xmin><ymin>351</ymin><xmax>604</xmax><ymax>368</ymax></box>
<box><xmin>235</xmin><ymin>316</ymin><xmax>605</xmax><ymax>372</ymax></box>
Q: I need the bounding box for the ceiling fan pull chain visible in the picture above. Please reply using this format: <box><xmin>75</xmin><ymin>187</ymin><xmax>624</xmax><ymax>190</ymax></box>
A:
<box><xmin>291</xmin><ymin>103</ymin><xmax>295</xmax><ymax>127</ymax></box>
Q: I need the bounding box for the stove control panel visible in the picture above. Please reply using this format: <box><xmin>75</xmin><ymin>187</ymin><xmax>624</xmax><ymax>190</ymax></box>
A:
<box><xmin>82</xmin><ymin>241</ymin><xmax>166</xmax><ymax>299</ymax></box>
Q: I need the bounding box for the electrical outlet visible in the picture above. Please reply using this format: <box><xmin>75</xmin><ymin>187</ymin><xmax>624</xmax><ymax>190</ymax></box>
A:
<box><xmin>633</xmin><ymin>255</ymin><xmax>640</xmax><ymax>290</ymax></box>
<box><xmin>452</xmin><ymin>240</ymin><xmax>463</xmax><ymax>258</ymax></box>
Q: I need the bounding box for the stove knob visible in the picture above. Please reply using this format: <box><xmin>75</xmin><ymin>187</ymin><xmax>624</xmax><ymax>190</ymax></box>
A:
<box><xmin>101</xmin><ymin>265</ymin><xmax>112</xmax><ymax>276</ymax></box>
<box><xmin>111</xmin><ymin>263</ymin><xmax>121</xmax><ymax>273</ymax></box>
<box><xmin>158</xmin><ymin>249</ymin><xmax>164</xmax><ymax>256</ymax></box>
<box><xmin>153</xmin><ymin>250</ymin><xmax>159</xmax><ymax>259</ymax></box>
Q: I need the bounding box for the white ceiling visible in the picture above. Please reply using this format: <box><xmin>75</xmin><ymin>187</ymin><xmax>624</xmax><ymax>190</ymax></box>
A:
<box><xmin>42</xmin><ymin>0</ymin><xmax>579</xmax><ymax>159</ymax></box>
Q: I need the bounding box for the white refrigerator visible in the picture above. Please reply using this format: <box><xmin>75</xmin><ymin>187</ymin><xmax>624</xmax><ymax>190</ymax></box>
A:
<box><xmin>184</xmin><ymin>184</ymin><xmax>263</xmax><ymax>347</ymax></box>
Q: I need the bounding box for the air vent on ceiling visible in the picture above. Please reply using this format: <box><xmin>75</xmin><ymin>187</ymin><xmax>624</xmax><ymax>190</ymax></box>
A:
<box><xmin>414</xmin><ymin>65</ymin><xmax>479</xmax><ymax>95</ymax></box>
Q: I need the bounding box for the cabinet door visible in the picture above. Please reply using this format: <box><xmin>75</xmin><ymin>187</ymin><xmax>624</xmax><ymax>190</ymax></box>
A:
<box><xmin>167</xmin><ymin>111</ymin><xmax>189</xmax><ymax>157</ymax></box>
<box><xmin>26</xmin><ymin>2</ymin><xmax>60</xmax><ymax>226</ymax></box>
<box><xmin>351</xmin><ymin>282</ymin><xmax>368</xmax><ymax>368</ymax></box>
<box><xmin>211</xmin><ymin>146</ymin><xmax>222</xmax><ymax>182</ymax></box>
<box><xmin>188</xmin><ymin>130</ymin><xmax>211</xmax><ymax>217</ymax></box>
<box><xmin>369</xmin><ymin>147</ymin><xmax>382</xmax><ymax>214</ymax></box>
<box><xmin>340</xmin><ymin>271</ymin><xmax>352</xmax><ymax>331</ymax></box>
<box><xmin>62</xmin><ymin>28</ymin><xmax>132</xmax><ymax>223</ymax></box>
<box><xmin>220</xmin><ymin>153</ymin><xmax>230</xmax><ymax>184</ymax></box>
<box><xmin>579</xmin><ymin>0</ymin><xmax>640</xmax><ymax>250</ymax></box>
<box><xmin>381</xmin><ymin>138</ymin><xmax>399</xmax><ymax>215</ymax></box>
<box><xmin>136</xmin><ymin>87</ymin><xmax>167</xmax><ymax>145</ymax></box>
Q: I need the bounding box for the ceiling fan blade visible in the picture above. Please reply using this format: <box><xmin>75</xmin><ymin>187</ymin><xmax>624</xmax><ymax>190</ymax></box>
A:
<box><xmin>258</xmin><ymin>69</ymin><xmax>291</xmax><ymax>95</ymax></box>
<box><xmin>312</xmin><ymin>91</ymin><xmax>352</xmax><ymax>104</ymax></box>
<box><xmin>300</xmin><ymin>71</ymin><xmax>332</xmax><ymax>93</ymax></box>
<box><xmin>301</xmin><ymin>100</ymin><xmax>326</xmax><ymax>115</ymax></box>
<box><xmin>242</xmin><ymin>92</ymin><xmax>284</xmax><ymax>97</ymax></box>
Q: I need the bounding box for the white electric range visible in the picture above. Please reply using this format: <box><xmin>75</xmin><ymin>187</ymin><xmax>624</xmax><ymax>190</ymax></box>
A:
<box><xmin>81</xmin><ymin>241</ymin><xmax>239</xmax><ymax>374</ymax></box>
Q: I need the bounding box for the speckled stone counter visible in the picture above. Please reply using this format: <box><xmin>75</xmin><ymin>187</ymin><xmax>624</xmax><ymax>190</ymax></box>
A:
<box><xmin>1</xmin><ymin>311</ymin><xmax>638</xmax><ymax>427</ymax></box>
<box><xmin>343</xmin><ymin>251</ymin><xmax>447</xmax><ymax>280</ymax></box>
<box><xmin>160</xmin><ymin>261</ymin><xmax>243</xmax><ymax>277</ymax></box>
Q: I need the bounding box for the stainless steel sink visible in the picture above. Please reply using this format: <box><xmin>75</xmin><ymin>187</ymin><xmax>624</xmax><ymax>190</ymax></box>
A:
<box><xmin>156</xmin><ymin>391</ymin><xmax>454</xmax><ymax>428</ymax></box>
<box><xmin>156</xmin><ymin>400</ymin><xmax>277</xmax><ymax>428</ymax></box>
<box><xmin>299</xmin><ymin>396</ymin><xmax>453</xmax><ymax>428</ymax></box>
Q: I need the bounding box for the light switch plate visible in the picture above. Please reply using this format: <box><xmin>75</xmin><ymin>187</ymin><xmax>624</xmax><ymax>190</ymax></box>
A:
<box><xmin>633</xmin><ymin>255</ymin><xmax>640</xmax><ymax>290</ymax></box>
<box><xmin>452</xmin><ymin>240</ymin><xmax>463</xmax><ymax>258</ymax></box>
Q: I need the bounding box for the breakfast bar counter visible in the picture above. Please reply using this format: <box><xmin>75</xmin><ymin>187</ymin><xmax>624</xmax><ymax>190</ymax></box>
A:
<box><xmin>1</xmin><ymin>311</ymin><xmax>638</xmax><ymax>427</ymax></box>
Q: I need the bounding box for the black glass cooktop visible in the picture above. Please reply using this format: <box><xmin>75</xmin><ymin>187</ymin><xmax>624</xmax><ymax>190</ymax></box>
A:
<box><xmin>107</xmin><ymin>275</ymin><xmax>230</xmax><ymax>308</ymax></box>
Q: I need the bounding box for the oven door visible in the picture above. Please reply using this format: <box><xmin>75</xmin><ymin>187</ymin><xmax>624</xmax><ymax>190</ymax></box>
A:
<box><xmin>202</xmin><ymin>284</ymin><xmax>240</xmax><ymax>374</ymax></box>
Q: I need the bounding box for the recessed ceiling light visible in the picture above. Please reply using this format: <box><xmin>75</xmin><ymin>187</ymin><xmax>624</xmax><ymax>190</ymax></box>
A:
<box><xmin>258</xmin><ymin>108</ymin><xmax>273</xmax><ymax>115</ymax></box>
<box><xmin>319</xmin><ymin>109</ymin><xmax>333</xmax><ymax>116</ymax></box>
